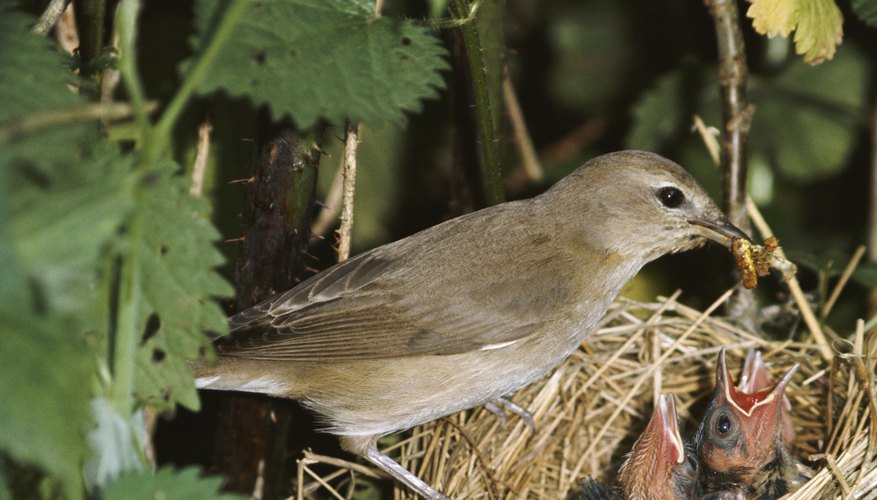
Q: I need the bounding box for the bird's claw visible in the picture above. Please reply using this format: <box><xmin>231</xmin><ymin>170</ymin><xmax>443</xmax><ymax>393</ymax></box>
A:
<box><xmin>484</xmin><ymin>397</ymin><xmax>536</xmax><ymax>433</ymax></box>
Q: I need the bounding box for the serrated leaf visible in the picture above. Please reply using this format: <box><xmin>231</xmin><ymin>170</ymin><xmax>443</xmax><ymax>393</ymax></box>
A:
<box><xmin>193</xmin><ymin>0</ymin><xmax>448</xmax><ymax>128</ymax></box>
<box><xmin>132</xmin><ymin>162</ymin><xmax>233</xmax><ymax>411</ymax></box>
<box><xmin>852</xmin><ymin>0</ymin><xmax>877</xmax><ymax>28</ymax></box>
<box><xmin>7</xmin><ymin>144</ymin><xmax>133</xmax><ymax>318</ymax></box>
<box><xmin>746</xmin><ymin>0</ymin><xmax>843</xmax><ymax>64</ymax></box>
<box><xmin>0</xmin><ymin>9</ymin><xmax>95</xmax><ymax>165</ymax></box>
<box><xmin>0</xmin><ymin>301</ymin><xmax>93</xmax><ymax>500</ymax></box>
<box><xmin>102</xmin><ymin>466</ymin><xmax>242</xmax><ymax>500</ymax></box>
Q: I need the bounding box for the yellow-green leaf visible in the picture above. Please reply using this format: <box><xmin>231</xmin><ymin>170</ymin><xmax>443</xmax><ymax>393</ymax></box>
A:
<box><xmin>748</xmin><ymin>0</ymin><xmax>796</xmax><ymax>37</ymax></box>
<box><xmin>746</xmin><ymin>0</ymin><xmax>843</xmax><ymax>65</ymax></box>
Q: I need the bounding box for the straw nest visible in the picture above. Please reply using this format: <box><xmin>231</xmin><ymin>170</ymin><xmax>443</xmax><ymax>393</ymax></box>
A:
<box><xmin>294</xmin><ymin>290</ymin><xmax>877</xmax><ymax>499</ymax></box>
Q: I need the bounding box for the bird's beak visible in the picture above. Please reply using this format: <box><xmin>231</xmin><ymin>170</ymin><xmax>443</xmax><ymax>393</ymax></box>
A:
<box><xmin>655</xmin><ymin>394</ymin><xmax>686</xmax><ymax>465</ymax></box>
<box><xmin>689</xmin><ymin>217</ymin><xmax>751</xmax><ymax>248</ymax></box>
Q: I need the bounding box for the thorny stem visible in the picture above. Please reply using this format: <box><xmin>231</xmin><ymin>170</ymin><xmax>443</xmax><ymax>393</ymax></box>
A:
<box><xmin>452</xmin><ymin>0</ymin><xmax>504</xmax><ymax>205</ymax></box>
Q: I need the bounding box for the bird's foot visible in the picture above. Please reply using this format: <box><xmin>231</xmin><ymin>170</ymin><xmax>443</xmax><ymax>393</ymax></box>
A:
<box><xmin>360</xmin><ymin>444</ymin><xmax>450</xmax><ymax>499</ymax></box>
<box><xmin>484</xmin><ymin>397</ymin><xmax>536</xmax><ymax>433</ymax></box>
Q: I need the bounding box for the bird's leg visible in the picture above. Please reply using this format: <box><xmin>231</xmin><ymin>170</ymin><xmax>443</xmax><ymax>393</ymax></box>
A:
<box><xmin>484</xmin><ymin>397</ymin><xmax>536</xmax><ymax>433</ymax></box>
<box><xmin>339</xmin><ymin>436</ymin><xmax>450</xmax><ymax>500</ymax></box>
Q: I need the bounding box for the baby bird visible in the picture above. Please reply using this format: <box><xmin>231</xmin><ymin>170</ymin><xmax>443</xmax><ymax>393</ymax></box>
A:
<box><xmin>696</xmin><ymin>348</ymin><xmax>801</xmax><ymax>499</ymax></box>
<box><xmin>619</xmin><ymin>394</ymin><xmax>696</xmax><ymax>500</ymax></box>
<box><xmin>738</xmin><ymin>349</ymin><xmax>796</xmax><ymax>451</ymax></box>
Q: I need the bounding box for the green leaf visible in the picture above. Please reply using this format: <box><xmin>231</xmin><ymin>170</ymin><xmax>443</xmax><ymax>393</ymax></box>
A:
<box><xmin>0</xmin><ymin>469</ymin><xmax>9</xmax><ymax>500</ymax></box>
<box><xmin>8</xmin><ymin>144</ymin><xmax>133</xmax><ymax>318</ymax></box>
<box><xmin>750</xmin><ymin>46</ymin><xmax>867</xmax><ymax>182</ymax></box>
<box><xmin>0</xmin><ymin>146</ymin><xmax>125</xmax><ymax>498</ymax></box>
<box><xmin>103</xmin><ymin>466</ymin><xmax>242</xmax><ymax>500</ymax></box>
<box><xmin>132</xmin><ymin>162</ymin><xmax>233</xmax><ymax>411</ymax></box>
<box><xmin>0</xmin><ymin>9</ymin><xmax>95</xmax><ymax>165</ymax></box>
<box><xmin>852</xmin><ymin>0</ymin><xmax>877</xmax><ymax>28</ymax></box>
<box><xmin>0</xmin><ymin>298</ymin><xmax>93</xmax><ymax>500</ymax></box>
<box><xmin>192</xmin><ymin>0</ymin><xmax>448</xmax><ymax>128</ymax></box>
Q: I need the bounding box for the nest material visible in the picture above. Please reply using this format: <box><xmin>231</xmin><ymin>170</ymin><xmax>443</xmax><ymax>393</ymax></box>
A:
<box><xmin>295</xmin><ymin>292</ymin><xmax>877</xmax><ymax>499</ymax></box>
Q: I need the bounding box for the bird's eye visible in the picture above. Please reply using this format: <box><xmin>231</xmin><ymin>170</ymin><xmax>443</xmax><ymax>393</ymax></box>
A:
<box><xmin>657</xmin><ymin>186</ymin><xmax>685</xmax><ymax>208</ymax></box>
<box><xmin>716</xmin><ymin>413</ymin><xmax>732</xmax><ymax>435</ymax></box>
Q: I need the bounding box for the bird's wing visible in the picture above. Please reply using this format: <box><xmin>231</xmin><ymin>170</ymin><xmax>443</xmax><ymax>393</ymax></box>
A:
<box><xmin>216</xmin><ymin>250</ymin><xmax>555</xmax><ymax>361</ymax></box>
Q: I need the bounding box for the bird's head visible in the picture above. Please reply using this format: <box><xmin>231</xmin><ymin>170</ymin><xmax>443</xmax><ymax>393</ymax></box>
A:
<box><xmin>543</xmin><ymin>151</ymin><xmax>749</xmax><ymax>262</ymax></box>
<box><xmin>619</xmin><ymin>394</ymin><xmax>695</xmax><ymax>500</ymax></box>
<box><xmin>697</xmin><ymin>348</ymin><xmax>798</xmax><ymax>482</ymax></box>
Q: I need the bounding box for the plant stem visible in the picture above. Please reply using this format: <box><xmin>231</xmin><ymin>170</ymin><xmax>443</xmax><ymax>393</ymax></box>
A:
<box><xmin>150</xmin><ymin>0</ymin><xmax>248</xmax><ymax>160</ymax></box>
<box><xmin>706</xmin><ymin>0</ymin><xmax>752</xmax><ymax>231</ymax></box>
<box><xmin>110</xmin><ymin>200</ymin><xmax>144</xmax><ymax>416</ymax></box>
<box><xmin>116</xmin><ymin>0</ymin><xmax>150</xmax><ymax>146</ymax></box>
<box><xmin>74</xmin><ymin>0</ymin><xmax>105</xmax><ymax>77</ymax></box>
<box><xmin>452</xmin><ymin>0</ymin><xmax>504</xmax><ymax>205</ymax></box>
<box><xmin>706</xmin><ymin>0</ymin><xmax>757</xmax><ymax>328</ymax></box>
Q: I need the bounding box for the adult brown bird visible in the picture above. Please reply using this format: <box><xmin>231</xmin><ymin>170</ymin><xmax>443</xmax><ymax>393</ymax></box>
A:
<box><xmin>696</xmin><ymin>348</ymin><xmax>801</xmax><ymax>499</ymax></box>
<box><xmin>195</xmin><ymin>151</ymin><xmax>748</xmax><ymax>499</ymax></box>
<box><xmin>738</xmin><ymin>349</ymin><xmax>796</xmax><ymax>450</ymax></box>
<box><xmin>618</xmin><ymin>394</ymin><xmax>696</xmax><ymax>500</ymax></box>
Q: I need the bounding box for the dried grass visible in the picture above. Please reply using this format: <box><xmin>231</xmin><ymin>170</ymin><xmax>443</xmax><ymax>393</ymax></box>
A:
<box><xmin>295</xmin><ymin>290</ymin><xmax>877</xmax><ymax>499</ymax></box>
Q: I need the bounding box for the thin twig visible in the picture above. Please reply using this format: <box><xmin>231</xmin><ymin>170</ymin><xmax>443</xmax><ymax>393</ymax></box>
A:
<box><xmin>302</xmin><ymin>450</ymin><xmax>384</xmax><ymax>479</ymax></box>
<box><xmin>503</xmin><ymin>71</ymin><xmax>542</xmax><ymax>183</ymax></box>
<box><xmin>189</xmin><ymin>118</ymin><xmax>213</xmax><ymax>197</ymax></box>
<box><xmin>823</xmin><ymin>245</ymin><xmax>867</xmax><ymax>318</ymax></box>
<box><xmin>32</xmin><ymin>0</ymin><xmax>70</xmax><ymax>35</ymax></box>
<box><xmin>0</xmin><ymin>101</ymin><xmax>158</xmax><ymax>143</ymax></box>
<box><xmin>337</xmin><ymin>122</ymin><xmax>360</xmax><ymax>262</ymax></box>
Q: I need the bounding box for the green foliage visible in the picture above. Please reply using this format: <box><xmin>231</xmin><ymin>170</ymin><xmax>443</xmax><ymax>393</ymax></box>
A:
<box><xmin>0</xmin><ymin>256</ymin><xmax>93</xmax><ymax>500</ymax></box>
<box><xmin>132</xmin><ymin>161</ymin><xmax>233</xmax><ymax>411</ymax></box>
<box><xmin>8</xmin><ymin>146</ymin><xmax>133</xmax><ymax>319</ymax></box>
<box><xmin>102</xmin><ymin>466</ymin><xmax>243</xmax><ymax>500</ymax></box>
<box><xmin>852</xmin><ymin>0</ymin><xmax>877</xmax><ymax>28</ymax></box>
<box><xmin>193</xmin><ymin>0</ymin><xmax>448</xmax><ymax>128</ymax></box>
<box><xmin>626</xmin><ymin>45</ymin><xmax>867</xmax><ymax>184</ymax></box>
<box><xmin>546</xmin><ymin>1</ymin><xmax>632</xmax><ymax>113</ymax></box>
<box><xmin>0</xmin><ymin>10</ymin><xmax>94</xmax><ymax>165</ymax></box>
<box><xmin>750</xmin><ymin>46</ymin><xmax>867</xmax><ymax>182</ymax></box>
